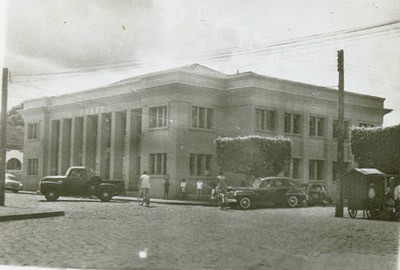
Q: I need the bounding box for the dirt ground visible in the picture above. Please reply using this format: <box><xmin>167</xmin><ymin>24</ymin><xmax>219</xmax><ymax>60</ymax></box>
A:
<box><xmin>0</xmin><ymin>193</ymin><xmax>399</xmax><ymax>270</ymax></box>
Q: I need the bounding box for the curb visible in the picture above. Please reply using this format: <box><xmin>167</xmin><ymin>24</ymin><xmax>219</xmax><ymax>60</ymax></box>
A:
<box><xmin>0</xmin><ymin>211</ymin><xmax>65</xmax><ymax>222</ymax></box>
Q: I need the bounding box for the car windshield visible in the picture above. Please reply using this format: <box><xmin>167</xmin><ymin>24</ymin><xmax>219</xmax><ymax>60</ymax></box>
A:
<box><xmin>6</xmin><ymin>174</ymin><xmax>16</xmax><ymax>180</ymax></box>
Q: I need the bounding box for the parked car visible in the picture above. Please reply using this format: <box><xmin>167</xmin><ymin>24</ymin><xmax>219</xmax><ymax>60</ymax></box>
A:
<box><xmin>303</xmin><ymin>183</ymin><xmax>333</xmax><ymax>206</ymax></box>
<box><xmin>228</xmin><ymin>177</ymin><xmax>308</xmax><ymax>210</ymax></box>
<box><xmin>39</xmin><ymin>166</ymin><xmax>125</xmax><ymax>202</ymax></box>
<box><xmin>5</xmin><ymin>173</ymin><xmax>24</xmax><ymax>193</ymax></box>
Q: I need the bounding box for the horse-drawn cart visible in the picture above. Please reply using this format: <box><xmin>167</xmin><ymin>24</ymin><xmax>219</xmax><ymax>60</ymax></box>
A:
<box><xmin>344</xmin><ymin>168</ymin><xmax>395</xmax><ymax>220</ymax></box>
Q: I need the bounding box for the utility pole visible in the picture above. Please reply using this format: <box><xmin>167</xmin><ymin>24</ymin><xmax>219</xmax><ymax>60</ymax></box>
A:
<box><xmin>0</xmin><ymin>68</ymin><xmax>8</xmax><ymax>206</ymax></box>
<box><xmin>335</xmin><ymin>50</ymin><xmax>344</xmax><ymax>217</ymax></box>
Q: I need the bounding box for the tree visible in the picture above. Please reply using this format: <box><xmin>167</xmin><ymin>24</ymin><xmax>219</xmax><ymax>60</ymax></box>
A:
<box><xmin>351</xmin><ymin>124</ymin><xmax>400</xmax><ymax>175</ymax></box>
<box><xmin>7</xmin><ymin>103</ymin><xmax>24</xmax><ymax>126</ymax></box>
<box><xmin>214</xmin><ymin>135</ymin><xmax>292</xmax><ymax>178</ymax></box>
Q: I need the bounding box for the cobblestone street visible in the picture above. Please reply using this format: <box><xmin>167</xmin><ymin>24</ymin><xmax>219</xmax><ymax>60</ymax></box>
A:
<box><xmin>0</xmin><ymin>193</ymin><xmax>399</xmax><ymax>269</ymax></box>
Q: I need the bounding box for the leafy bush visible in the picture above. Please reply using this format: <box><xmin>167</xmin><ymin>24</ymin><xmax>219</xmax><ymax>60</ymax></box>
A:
<box><xmin>214</xmin><ymin>135</ymin><xmax>292</xmax><ymax>177</ymax></box>
<box><xmin>351</xmin><ymin>124</ymin><xmax>400</xmax><ymax>175</ymax></box>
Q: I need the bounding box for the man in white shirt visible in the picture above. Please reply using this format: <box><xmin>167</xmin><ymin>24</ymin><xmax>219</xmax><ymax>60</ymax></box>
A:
<box><xmin>139</xmin><ymin>171</ymin><xmax>151</xmax><ymax>205</ymax></box>
<box><xmin>393</xmin><ymin>179</ymin><xmax>400</xmax><ymax>216</ymax></box>
<box><xmin>196</xmin><ymin>179</ymin><xmax>203</xmax><ymax>200</ymax></box>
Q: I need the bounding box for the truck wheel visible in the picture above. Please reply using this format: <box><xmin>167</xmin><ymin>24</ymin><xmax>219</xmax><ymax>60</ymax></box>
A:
<box><xmin>45</xmin><ymin>190</ymin><xmax>60</xmax><ymax>201</ymax></box>
<box><xmin>288</xmin><ymin>196</ymin><xmax>299</xmax><ymax>207</ymax></box>
<box><xmin>99</xmin><ymin>189</ymin><xmax>113</xmax><ymax>202</ymax></box>
<box><xmin>239</xmin><ymin>197</ymin><xmax>251</xmax><ymax>210</ymax></box>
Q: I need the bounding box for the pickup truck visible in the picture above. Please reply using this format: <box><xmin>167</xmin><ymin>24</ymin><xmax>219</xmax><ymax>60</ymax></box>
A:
<box><xmin>39</xmin><ymin>166</ymin><xmax>125</xmax><ymax>202</ymax></box>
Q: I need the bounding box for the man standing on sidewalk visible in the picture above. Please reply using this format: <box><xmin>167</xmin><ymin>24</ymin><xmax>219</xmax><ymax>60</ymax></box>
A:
<box><xmin>196</xmin><ymin>179</ymin><xmax>203</xmax><ymax>200</ymax></box>
<box><xmin>139</xmin><ymin>171</ymin><xmax>151</xmax><ymax>206</ymax></box>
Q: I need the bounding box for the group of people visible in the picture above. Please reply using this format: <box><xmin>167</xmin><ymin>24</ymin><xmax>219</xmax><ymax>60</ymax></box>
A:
<box><xmin>138</xmin><ymin>171</ymin><xmax>228</xmax><ymax>202</ymax></box>
<box><xmin>368</xmin><ymin>177</ymin><xmax>400</xmax><ymax>218</ymax></box>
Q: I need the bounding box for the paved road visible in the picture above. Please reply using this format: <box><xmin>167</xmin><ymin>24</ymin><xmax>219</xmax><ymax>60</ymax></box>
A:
<box><xmin>0</xmin><ymin>193</ymin><xmax>399</xmax><ymax>269</ymax></box>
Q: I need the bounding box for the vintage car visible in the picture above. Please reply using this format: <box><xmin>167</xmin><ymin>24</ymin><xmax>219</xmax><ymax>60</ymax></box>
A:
<box><xmin>39</xmin><ymin>166</ymin><xmax>125</xmax><ymax>202</ymax></box>
<box><xmin>5</xmin><ymin>173</ymin><xmax>24</xmax><ymax>193</ymax></box>
<box><xmin>303</xmin><ymin>183</ymin><xmax>333</xmax><ymax>206</ymax></box>
<box><xmin>228</xmin><ymin>177</ymin><xmax>308</xmax><ymax>210</ymax></box>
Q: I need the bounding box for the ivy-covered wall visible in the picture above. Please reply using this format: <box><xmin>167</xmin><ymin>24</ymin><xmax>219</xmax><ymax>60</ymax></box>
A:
<box><xmin>351</xmin><ymin>124</ymin><xmax>400</xmax><ymax>175</ymax></box>
<box><xmin>214</xmin><ymin>135</ymin><xmax>292</xmax><ymax>177</ymax></box>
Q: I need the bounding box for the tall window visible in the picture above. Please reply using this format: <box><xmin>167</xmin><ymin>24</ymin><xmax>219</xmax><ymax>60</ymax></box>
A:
<box><xmin>149</xmin><ymin>106</ymin><xmax>167</xmax><ymax>128</ymax></box>
<box><xmin>189</xmin><ymin>154</ymin><xmax>212</xmax><ymax>176</ymax></box>
<box><xmin>309</xmin><ymin>159</ymin><xmax>325</xmax><ymax>180</ymax></box>
<box><xmin>256</xmin><ymin>109</ymin><xmax>275</xmax><ymax>131</ymax></box>
<box><xmin>284</xmin><ymin>158</ymin><xmax>301</xmax><ymax>179</ymax></box>
<box><xmin>27</xmin><ymin>158</ymin><xmax>39</xmax><ymax>175</ymax></box>
<box><xmin>192</xmin><ymin>106</ymin><xmax>214</xmax><ymax>129</ymax></box>
<box><xmin>27</xmin><ymin>123</ymin><xmax>40</xmax><ymax>139</ymax></box>
<box><xmin>148</xmin><ymin>153</ymin><xmax>167</xmax><ymax>175</ymax></box>
<box><xmin>284</xmin><ymin>113</ymin><xmax>302</xmax><ymax>134</ymax></box>
<box><xmin>309</xmin><ymin>116</ymin><xmax>325</xmax><ymax>137</ymax></box>
<box><xmin>333</xmin><ymin>120</ymin><xmax>350</xmax><ymax>139</ymax></box>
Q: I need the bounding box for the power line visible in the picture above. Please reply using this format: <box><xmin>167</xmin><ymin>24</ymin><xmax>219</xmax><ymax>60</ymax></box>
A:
<box><xmin>10</xmin><ymin>20</ymin><xmax>400</xmax><ymax>82</ymax></box>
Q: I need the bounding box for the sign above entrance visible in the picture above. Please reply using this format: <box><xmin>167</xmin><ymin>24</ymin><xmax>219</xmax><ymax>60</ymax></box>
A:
<box><xmin>80</xmin><ymin>107</ymin><xmax>109</xmax><ymax>116</ymax></box>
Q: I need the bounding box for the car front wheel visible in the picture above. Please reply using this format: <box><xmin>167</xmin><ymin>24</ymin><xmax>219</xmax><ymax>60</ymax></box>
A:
<box><xmin>44</xmin><ymin>189</ymin><xmax>60</xmax><ymax>201</ymax></box>
<box><xmin>239</xmin><ymin>197</ymin><xmax>252</xmax><ymax>210</ymax></box>
<box><xmin>288</xmin><ymin>196</ymin><xmax>299</xmax><ymax>207</ymax></box>
<box><xmin>99</xmin><ymin>189</ymin><xmax>113</xmax><ymax>202</ymax></box>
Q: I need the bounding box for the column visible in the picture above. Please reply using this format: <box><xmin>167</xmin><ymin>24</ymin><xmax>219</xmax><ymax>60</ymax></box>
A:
<box><xmin>110</xmin><ymin>111</ymin><xmax>125</xmax><ymax>180</ymax></box>
<box><xmin>96</xmin><ymin>113</ymin><xmax>111</xmax><ymax>178</ymax></box>
<box><xmin>124</xmin><ymin>109</ymin><xmax>142</xmax><ymax>190</ymax></box>
<box><xmin>70</xmin><ymin>117</ymin><xmax>83</xmax><ymax>166</ymax></box>
<box><xmin>58</xmin><ymin>118</ymin><xmax>72</xmax><ymax>175</ymax></box>
<box><xmin>83</xmin><ymin>115</ymin><xmax>98</xmax><ymax>174</ymax></box>
<box><xmin>49</xmin><ymin>120</ymin><xmax>60</xmax><ymax>175</ymax></box>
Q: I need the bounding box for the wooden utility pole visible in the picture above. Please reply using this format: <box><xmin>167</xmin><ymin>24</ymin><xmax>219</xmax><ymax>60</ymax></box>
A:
<box><xmin>0</xmin><ymin>68</ymin><xmax>8</xmax><ymax>206</ymax></box>
<box><xmin>335</xmin><ymin>50</ymin><xmax>344</xmax><ymax>217</ymax></box>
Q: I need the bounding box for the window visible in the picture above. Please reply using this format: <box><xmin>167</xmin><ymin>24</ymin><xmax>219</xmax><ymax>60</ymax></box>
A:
<box><xmin>27</xmin><ymin>123</ymin><xmax>40</xmax><ymax>139</ymax></box>
<box><xmin>333</xmin><ymin>120</ymin><xmax>350</xmax><ymax>139</ymax></box>
<box><xmin>359</xmin><ymin>123</ymin><xmax>375</xmax><ymax>128</ymax></box>
<box><xmin>192</xmin><ymin>106</ymin><xmax>214</xmax><ymax>129</ymax></box>
<box><xmin>189</xmin><ymin>154</ymin><xmax>212</xmax><ymax>176</ymax></box>
<box><xmin>284</xmin><ymin>113</ymin><xmax>302</xmax><ymax>134</ymax></box>
<box><xmin>149</xmin><ymin>106</ymin><xmax>167</xmax><ymax>128</ymax></box>
<box><xmin>292</xmin><ymin>158</ymin><xmax>301</xmax><ymax>179</ymax></box>
<box><xmin>309</xmin><ymin>160</ymin><xmax>325</xmax><ymax>180</ymax></box>
<box><xmin>284</xmin><ymin>158</ymin><xmax>301</xmax><ymax>179</ymax></box>
<box><xmin>27</xmin><ymin>158</ymin><xmax>39</xmax><ymax>175</ymax></box>
<box><xmin>148</xmin><ymin>153</ymin><xmax>167</xmax><ymax>175</ymax></box>
<box><xmin>332</xmin><ymin>161</ymin><xmax>350</xmax><ymax>182</ymax></box>
<box><xmin>256</xmin><ymin>109</ymin><xmax>275</xmax><ymax>131</ymax></box>
<box><xmin>309</xmin><ymin>116</ymin><xmax>325</xmax><ymax>137</ymax></box>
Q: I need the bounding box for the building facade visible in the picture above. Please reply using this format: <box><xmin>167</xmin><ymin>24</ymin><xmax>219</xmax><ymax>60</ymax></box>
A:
<box><xmin>22</xmin><ymin>64</ymin><xmax>391</xmax><ymax>199</ymax></box>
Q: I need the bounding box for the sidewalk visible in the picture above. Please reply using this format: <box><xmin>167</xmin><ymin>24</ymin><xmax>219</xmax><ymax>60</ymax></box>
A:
<box><xmin>0</xmin><ymin>191</ymin><xmax>217</xmax><ymax>222</ymax></box>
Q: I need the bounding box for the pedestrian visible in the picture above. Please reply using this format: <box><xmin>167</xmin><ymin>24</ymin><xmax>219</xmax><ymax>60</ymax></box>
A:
<box><xmin>180</xmin><ymin>178</ymin><xmax>187</xmax><ymax>199</ymax></box>
<box><xmin>393</xmin><ymin>179</ymin><xmax>400</xmax><ymax>217</ymax></box>
<box><xmin>196</xmin><ymin>179</ymin><xmax>203</xmax><ymax>200</ymax></box>
<box><xmin>368</xmin><ymin>182</ymin><xmax>376</xmax><ymax>209</ymax></box>
<box><xmin>139</xmin><ymin>170</ymin><xmax>151</xmax><ymax>206</ymax></box>
<box><xmin>163</xmin><ymin>173</ymin><xmax>170</xmax><ymax>199</ymax></box>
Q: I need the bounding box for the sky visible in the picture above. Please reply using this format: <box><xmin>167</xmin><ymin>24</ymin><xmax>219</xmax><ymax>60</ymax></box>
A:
<box><xmin>1</xmin><ymin>0</ymin><xmax>400</xmax><ymax>126</ymax></box>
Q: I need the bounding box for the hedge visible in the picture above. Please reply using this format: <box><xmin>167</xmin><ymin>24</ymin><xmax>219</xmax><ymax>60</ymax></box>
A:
<box><xmin>351</xmin><ymin>124</ymin><xmax>400</xmax><ymax>175</ymax></box>
<box><xmin>214</xmin><ymin>135</ymin><xmax>292</xmax><ymax>177</ymax></box>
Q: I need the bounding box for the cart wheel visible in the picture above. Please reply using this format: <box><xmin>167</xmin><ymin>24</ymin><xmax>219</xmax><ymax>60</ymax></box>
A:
<box><xmin>348</xmin><ymin>208</ymin><xmax>357</xmax><ymax>218</ymax></box>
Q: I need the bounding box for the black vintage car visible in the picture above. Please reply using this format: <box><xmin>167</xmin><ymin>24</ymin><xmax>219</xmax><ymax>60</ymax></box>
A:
<box><xmin>228</xmin><ymin>177</ymin><xmax>308</xmax><ymax>210</ymax></box>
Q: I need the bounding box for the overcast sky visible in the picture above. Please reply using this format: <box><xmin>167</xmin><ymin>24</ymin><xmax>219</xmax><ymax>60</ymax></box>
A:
<box><xmin>1</xmin><ymin>0</ymin><xmax>400</xmax><ymax>126</ymax></box>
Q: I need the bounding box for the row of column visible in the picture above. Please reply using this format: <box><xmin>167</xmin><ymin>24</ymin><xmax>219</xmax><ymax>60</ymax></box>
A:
<box><xmin>48</xmin><ymin>110</ymin><xmax>142</xmax><ymax>188</ymax></box>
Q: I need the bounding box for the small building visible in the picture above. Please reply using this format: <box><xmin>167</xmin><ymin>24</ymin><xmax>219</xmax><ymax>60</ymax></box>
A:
<box><xmin>22</xmin><ymin>64</ymin><xmax>391</xmax><ymax>199</ymax></box>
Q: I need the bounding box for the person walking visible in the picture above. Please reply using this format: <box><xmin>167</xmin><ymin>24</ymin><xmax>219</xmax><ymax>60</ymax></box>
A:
<box><xmin>180</xmin><ymin>178</ymin><xmax>187</xmax><ymax>199</ymax></box>
<box><xmin>196</xmin><ymin>179</ymin><xmax>203</xmax><ymax>200</ymax></box>
<box><xmin>163</xmin><ymin>173</ymin><xmax>170</xmax><ymax>199</ymax></box>
<box><xmin>139</xmin><ymin>171</ymin><xmax>151</xmax><ymax>206</ymax></box>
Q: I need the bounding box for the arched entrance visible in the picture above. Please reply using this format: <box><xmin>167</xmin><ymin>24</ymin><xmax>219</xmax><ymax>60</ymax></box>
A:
<box><xmin>7</xmin><ymin>158</ymin><xmax>22</xmax><ymax>170</ymax></box>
